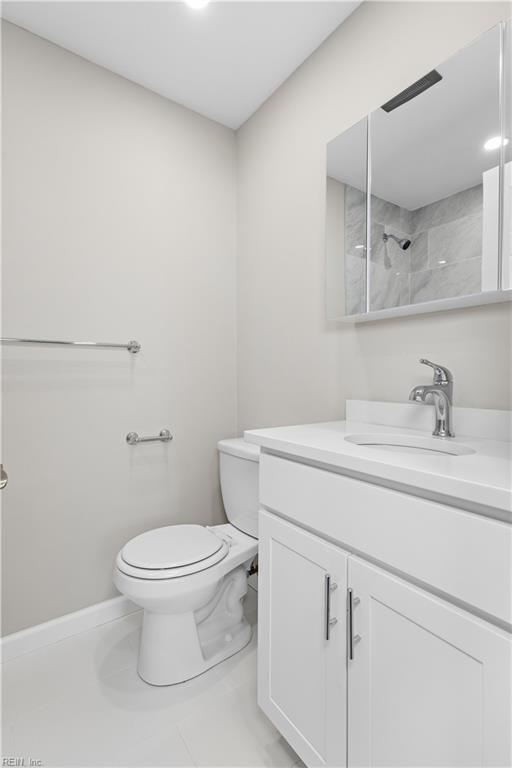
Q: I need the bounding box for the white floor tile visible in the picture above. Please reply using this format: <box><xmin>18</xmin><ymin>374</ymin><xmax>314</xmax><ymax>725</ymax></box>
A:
<box><xmin>1</xmin><ymin>722</ymin><xmax>17</xmax><ymax>759</ymax></box>
<box><xmin>1</xmin><ymin>598</ymin><xmax>293</xmax><ymax>768</ymax></box>
<box><xmin>2</xmin><ymin>611</ymin><xmax>142</xmax><ymax>724</ymax></box>
<box><xmin>6</xmin><ymin>658</ymin><xmax>229</xmax><ymax>766</ymax></box>
<box><xmin>177</xmin><ymin>678</ymin><xmax>298</xmax><ymax>767</ymax></box>
<box><xmin>112</xmin><ymin>726</ymin><xmax>195</xmax><ymax>767</ymax></box>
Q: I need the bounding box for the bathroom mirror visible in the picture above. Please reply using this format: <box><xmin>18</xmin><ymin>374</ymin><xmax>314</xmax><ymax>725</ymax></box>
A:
<box><xmin>326</xmin><ymin>117</ymin><xmax>367</xmax><ymax>317</ymax></box>
<box><xmin>326</xmin><ymin>21</ymin><xmax>512</xmax><ymax>321</ymax></box>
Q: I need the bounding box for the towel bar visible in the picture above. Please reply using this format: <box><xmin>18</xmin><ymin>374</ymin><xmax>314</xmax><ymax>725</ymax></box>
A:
<box><xmin>1</xmin><ymin>338</ymin><xmax>141</xmax><ymax>353</ymax></box>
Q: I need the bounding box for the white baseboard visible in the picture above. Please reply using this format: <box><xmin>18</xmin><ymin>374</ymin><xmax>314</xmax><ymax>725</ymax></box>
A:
<box><xmin>1</xmin><ymin>596</ymin><xmax>139</xmax><ymax>663</ymax></box>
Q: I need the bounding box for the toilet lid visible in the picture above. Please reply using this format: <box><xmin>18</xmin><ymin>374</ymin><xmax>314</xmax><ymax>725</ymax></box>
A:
<box><xmin>121</xmin><ymin>525</ymin><xmax>223</xmax><ymax>570</ymax></box>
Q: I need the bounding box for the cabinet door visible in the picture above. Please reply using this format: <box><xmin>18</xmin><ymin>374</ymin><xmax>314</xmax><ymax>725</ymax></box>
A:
<box><xmin>258</xmin><ymin>510</ymin><xmax>348</xmax><ymax>767</ymax></box>
<box><xmin>348</xmin><ymin>557</ymin><xmax>511</xmax><ymax>767</ymax></box>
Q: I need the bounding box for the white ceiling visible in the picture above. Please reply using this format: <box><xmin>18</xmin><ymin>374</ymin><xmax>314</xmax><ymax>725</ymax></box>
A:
<box><xmin>2</xmin><ymin>0</ymin><xmax>360</xmax><ymax>129</ymax></box>
<box><xmin>327</xmin><ymin>24</ymin><xmax>501</xmax><ymax>210</ymax></box>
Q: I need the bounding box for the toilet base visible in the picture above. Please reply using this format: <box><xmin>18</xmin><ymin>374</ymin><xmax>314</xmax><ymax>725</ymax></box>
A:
<box><xmin>137</xmin><ymin>565</ymin><xmax>252</xmax><ymax>686</ymax></box>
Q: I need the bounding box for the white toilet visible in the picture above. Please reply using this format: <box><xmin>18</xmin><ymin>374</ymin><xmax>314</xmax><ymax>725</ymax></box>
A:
<box><xmin>114</xmin><ymin>438</ymin><xmax>260</xmax><ymax>686</ymax></box>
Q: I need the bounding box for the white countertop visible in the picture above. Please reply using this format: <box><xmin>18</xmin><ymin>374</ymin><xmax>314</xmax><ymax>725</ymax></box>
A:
<box><xmin>244</xmin><ymin>414</ymin><xmax>512</xmax><ymax>517</ymax></box>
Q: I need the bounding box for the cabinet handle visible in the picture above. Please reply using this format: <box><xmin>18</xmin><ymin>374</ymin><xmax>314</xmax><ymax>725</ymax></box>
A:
<box><xmin>347</xmin><ymin>588</ymin><xmax>360</xmax><ymax>660</ymax></box>
<box><xmin>325</xmin><ymin>574</ymin><xmax>338</xmax><ymax>640</ymax></box>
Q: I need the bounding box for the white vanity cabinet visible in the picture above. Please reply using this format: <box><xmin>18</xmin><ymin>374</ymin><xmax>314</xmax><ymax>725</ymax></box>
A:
<box><xmin>257</xmin><ymin>452</ymin><xmax>512</xmax><ymax>768</ymax></box>
<box><xmin>259</xmin><ymin>509</ymin><xmax>511</xmax><ymax>767</ymax></box>
<box><xmin>347</xmin><ymin>557</ymin><xmax>511</xmax><ymax>768</ymax></box>
<box><xmin>248</xmin><ymin>404</ymin><xmax>512</xmax><ymax>767</ymax></box>
<box><xmin>258</xmin><ymin>511</ymin><xmax>348</xmax><ymax>767</ymax></box>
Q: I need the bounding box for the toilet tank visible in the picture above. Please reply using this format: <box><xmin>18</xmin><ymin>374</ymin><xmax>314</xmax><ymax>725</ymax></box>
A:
<box><xmin>217</xmin><ymin>438</ymin><xmax>260</xmax><ymax>539</ymax></box>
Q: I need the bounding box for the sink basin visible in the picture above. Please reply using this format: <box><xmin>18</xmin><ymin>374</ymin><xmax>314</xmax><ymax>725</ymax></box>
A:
<box><xmin>344</xmin><ymin>434</ymin><xmax>476</xmax><ymax>457</ymax></box>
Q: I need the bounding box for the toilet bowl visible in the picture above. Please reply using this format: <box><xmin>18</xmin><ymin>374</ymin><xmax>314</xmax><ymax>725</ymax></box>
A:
<box><xmin>113</xmin><ymin>438</ymin><xmax>260</xmax><ymax>686</ymax></box>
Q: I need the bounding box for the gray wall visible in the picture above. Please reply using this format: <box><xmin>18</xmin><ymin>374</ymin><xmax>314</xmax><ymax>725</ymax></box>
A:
<box><xmin>237</xmin><ymin>1</ymin><xmax>512</xmax><ymax>432</ymax></box>
<box><xmin>2</xmin><ymin>22</ymin><xmax>237</xmax><ymax>634</ymax></box>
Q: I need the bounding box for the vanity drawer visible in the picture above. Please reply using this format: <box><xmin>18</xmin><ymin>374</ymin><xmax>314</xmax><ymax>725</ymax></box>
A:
<box><xmin>259</xmin><ymin>452</ymin><xmax>512</xmax><ymax>625</ymax></box>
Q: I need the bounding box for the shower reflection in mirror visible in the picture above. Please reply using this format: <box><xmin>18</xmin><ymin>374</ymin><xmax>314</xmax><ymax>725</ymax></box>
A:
<box><xmin>325</xmin><ymin>21</ymin><xmax>511</xmax><ymax>320</ymax></box>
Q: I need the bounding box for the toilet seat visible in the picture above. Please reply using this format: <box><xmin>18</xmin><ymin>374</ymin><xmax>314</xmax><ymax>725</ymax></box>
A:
<box><xmin>117</xmin><ymin>524</ymin><xmax>230</xmax><ymax>580</ymax></box>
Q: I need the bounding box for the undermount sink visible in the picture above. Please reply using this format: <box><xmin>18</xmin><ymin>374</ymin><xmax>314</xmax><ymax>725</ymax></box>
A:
<box><xmin>344</xmin><ymin>434</ymin><xmax>476</xmax><ymax>457</ymax></box>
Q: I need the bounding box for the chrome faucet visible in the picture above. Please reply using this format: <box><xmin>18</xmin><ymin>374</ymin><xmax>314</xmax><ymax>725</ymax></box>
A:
<box><xmin>409</xmin><ymin>359</ymin><xmax>455</xmax><ymax>438</ymax></box>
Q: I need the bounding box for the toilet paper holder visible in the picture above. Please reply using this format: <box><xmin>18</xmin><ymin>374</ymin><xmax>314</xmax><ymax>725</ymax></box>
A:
<box><xmin>126</xmin><ymin>429</ymin><xmax>173</xmax><ymax>445</ymax></box>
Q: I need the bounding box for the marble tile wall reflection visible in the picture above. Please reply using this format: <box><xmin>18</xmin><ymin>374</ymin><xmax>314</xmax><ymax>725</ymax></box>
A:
<box><xmin>344</xmin><ymin>186</ymin><xmax>367</xmax><ymax>315</ymax></box>
<box><xmin>344</xmin><ymin>183</ymin><xmax>483</xmax><ymax>313</ymax></box>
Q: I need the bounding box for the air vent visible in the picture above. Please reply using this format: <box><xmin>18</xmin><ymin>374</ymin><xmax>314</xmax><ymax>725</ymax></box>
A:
<box><xmin>381</xmin><ymin>70</ymin><xmax>443</xmax><ymax>113</ymax></box>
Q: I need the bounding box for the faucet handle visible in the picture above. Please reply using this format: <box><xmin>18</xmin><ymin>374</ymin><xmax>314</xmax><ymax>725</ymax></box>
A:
<box><xmin>419</xmin><ymin>359</ymin><xmax>453</xmax><ymax>384</ymax></box>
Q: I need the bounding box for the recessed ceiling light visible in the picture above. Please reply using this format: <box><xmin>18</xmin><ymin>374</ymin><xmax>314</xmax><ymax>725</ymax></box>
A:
<box><xmin>484</xmin><ymin>135</ymin><xmax>509</xmax><ymax>151</ymax></box>
<box><xmin>185</xmin><ymin>0</ymin><xmax>210</xmax><ymax>8</ymax></box>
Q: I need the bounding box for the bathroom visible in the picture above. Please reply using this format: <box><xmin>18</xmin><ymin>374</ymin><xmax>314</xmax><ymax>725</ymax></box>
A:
<box><xmin>1</xmin><ymin>0</ymin><xmax>511</xmax><ymax>766</ymax></box>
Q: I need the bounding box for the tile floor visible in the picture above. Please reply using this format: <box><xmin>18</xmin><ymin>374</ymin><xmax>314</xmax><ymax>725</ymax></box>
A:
<box><xmin>1</xmin><ymin>588</ymin><xmax>302</xmax><ymax>767</ymax></box>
